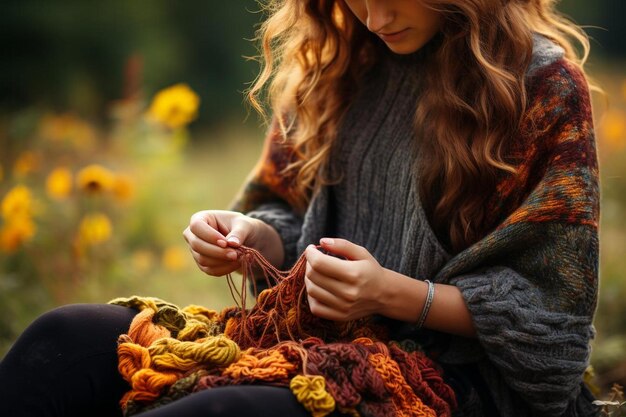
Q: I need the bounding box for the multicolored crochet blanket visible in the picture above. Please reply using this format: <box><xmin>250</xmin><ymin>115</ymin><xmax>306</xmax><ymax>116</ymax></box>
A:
<box><xmin>110</xmin><ymin>247</ymin><xmax>457</xmax><ymax>417</ymax></box>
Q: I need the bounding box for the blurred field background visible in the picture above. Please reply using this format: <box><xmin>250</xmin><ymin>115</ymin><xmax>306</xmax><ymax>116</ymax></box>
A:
<box><xmin>1</xmin><ymin>0</ymin><xmax>625</xmax><ymax>405</ymax></box>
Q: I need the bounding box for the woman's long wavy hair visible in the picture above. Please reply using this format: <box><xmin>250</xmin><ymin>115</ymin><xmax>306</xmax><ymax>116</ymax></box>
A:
<box><xmin>247</xmin><ymin>0</ymin><xmax>592</xmax><ymax>253</ymax></box>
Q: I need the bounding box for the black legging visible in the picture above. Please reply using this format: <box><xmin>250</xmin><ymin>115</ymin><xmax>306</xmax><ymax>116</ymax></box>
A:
<box><xmin>0</xmin><ymin>304</ymin><xmax>322</xmax><ymax>417</ymax></box>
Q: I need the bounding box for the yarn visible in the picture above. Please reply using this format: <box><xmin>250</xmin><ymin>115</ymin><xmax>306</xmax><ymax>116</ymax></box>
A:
<box><xmin>110</xmin><ymin>246</ymin><xmax>456</xmax><ymax>416</ymax></box>
<box><xmin>290</xmin><ymin>375</ymin><xmax>336</xmax><ymax>417</ymax></box>
<box><xmin>388</xmin><ymin>342</ymin><xmax>457</xmax><ymax>415</ymax></box>
<box><xmin>121</xmin><ymin>368</ymin><xmax>181</xmax><ymax>404</ymax></box>
<box><xmin>367</xmin><ymin>351</ymin><xmax>435</xmax><ymax>417</ymax></box>
<box><xmin>127</xmin><ymin>308</ymin><xmax>170</xmax><ymax>347</ymax></box>
<box><xmin>117</xmin><ymin>336</ymin><xmax>151</xmax><ymax>382</ymax></box>
<box><xmin>148</xmin><ymin>336</ymin><xmax>240</xmax><ymax>371</ymax></box>
<box><xmin>222</xmin><ymin>348</ymin><xmax>297</xmax><ymax>382</ymax></box>
<box><xmin>124</xmin><ymin>370</ymin><xmax>208</xmax><ymax>416</ymax></box>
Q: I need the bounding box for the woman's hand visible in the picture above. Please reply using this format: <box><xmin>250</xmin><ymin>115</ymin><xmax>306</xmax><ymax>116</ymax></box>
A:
<box><xmin>183</xmin><ymin>210</ymin><xmax>284</xmax><ymax>277</ymax></box>
<box><xmin>304</xmin><ymin>238</ymin><xmax>389</xmax><ymax>321</ymax></box>
<box><xmin>304</xmin><ymin>237</ymin><xmax>477</xmax><ymax>337</ymax></box>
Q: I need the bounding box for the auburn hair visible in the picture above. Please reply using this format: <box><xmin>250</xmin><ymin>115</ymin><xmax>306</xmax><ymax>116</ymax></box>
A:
<box><xmin>247</xmin><ymin>0</ymin><xmax>591</xmax><ymax>253</ymax></box>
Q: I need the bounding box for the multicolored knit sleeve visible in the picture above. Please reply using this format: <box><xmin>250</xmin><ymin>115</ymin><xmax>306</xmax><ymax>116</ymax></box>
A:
<box><xmin>436</xmin><ymin>59</ymin><xmax>599</xmax><ymax>417</ymax></box>
<box><xmin>230</xmin><ymin>117</ymin><xmax>305</xmax><ymax>269</ymax></box>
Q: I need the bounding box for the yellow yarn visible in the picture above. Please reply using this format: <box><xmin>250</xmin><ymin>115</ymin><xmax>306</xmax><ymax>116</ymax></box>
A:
<box><xmin>177</xmin><ymin>318</ymin><xmax>220</xmax><ymax>341</ymax></box>
<box><xmin>290</xmin><ymin>375</ymin><xmax>336</xmax><ymax>417</ymax></box>
<box><xmin>149</xmin><ymin>336</ymin><xmax>240</xmax><ymax>371</ymax></box>
<box><xmin>153</xmin><ymin>305</ymin><xmax>187</xmax><ymax>334</ymax></box>
<box><xmin>111</xmin><ymin>297</ymin><xmax>222</xmax><ymax>340</ymax></box>
<box><xmin>109</xmin><ymin>296</ymin><xmax>168</xmax><ymax>313</ymax></box>
<box><xmin>181</xmin><ymin>305</ymin><xmax>219</xmax><ymax>323</ymax></box>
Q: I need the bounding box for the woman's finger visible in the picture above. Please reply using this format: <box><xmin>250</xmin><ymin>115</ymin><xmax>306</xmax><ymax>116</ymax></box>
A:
<box><xmin>189</xmin><ymin>216</ymin><xmax>226</xmax><ymax>247</ymax></box>
<box><xmin>224</xmin><ymin>217</ymin><xmax>256</xmax><ymax>249</ymax></box>
<box><xmin>307</xmin><ymin>294</ymin><xmax>345</xmax><ymax>321</ymax></box>
<box><xmin>191</xmin><ymin>250</ymin><xmax>235</xmax><ymax>268</ymax></box>
<box><xmin>185</xmin><ymin>230</ymin><xmax>238</xmax><ymax>261</ymax></box>
<box><xmin>304</xmin><ymin>274</ymin><xmax>349</xmax><ymax>312</ymax></box>
<box><xmin>191</xmin><ymin>250</ymin><xmax>240</xmax><ymax>276</ymax></box>
<box><xmin>305</xmin><ymin>245</ymin><xmax>356</xmax><ymax>283</ymax></box>
<box><xmin>319</xmin><ymin>238</ymin><xmax>370</xmax><ymax>260</ymax></box>
<box><xmin>305</xmin><ymin>265</ymin><xmax>354</xmax><ymax>303</ymax></box>
<box><xmin>198</xmin><ymin>264</ymin><xmax>240</xmax><ymax>277</ymax></box>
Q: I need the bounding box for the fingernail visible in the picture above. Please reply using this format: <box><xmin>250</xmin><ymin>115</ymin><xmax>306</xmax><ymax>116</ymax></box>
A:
<box><xmin>217</xmin><ymin>239</ymin><xmax>227</xmax><ymax>248</ymax></box>
<box><xmin>227</xmin><ymin>236</ymin><xmax>240</xmax><ymax>245</ymax></box>
<box><xmin>320</xmin><ymin>238</ymin><xmax>335</xmax><ymax>245</ymax></box>
<box><xmin>226</xmin><ymin>251</ymin><xmax>237</xmax><ymax>261</ymax></box>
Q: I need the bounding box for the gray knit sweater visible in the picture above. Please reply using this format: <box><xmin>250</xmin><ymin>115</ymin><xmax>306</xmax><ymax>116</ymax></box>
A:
<box><xmin>240</xmin><ymin>34</ymin><xmax>599</xmax><ymax>417</ymax></box>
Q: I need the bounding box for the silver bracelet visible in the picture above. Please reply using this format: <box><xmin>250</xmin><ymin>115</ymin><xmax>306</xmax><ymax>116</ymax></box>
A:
<box><xmin>416</xmin><ymin>280</ymin><xmax>435</xmax><ymax>329</ymax></box>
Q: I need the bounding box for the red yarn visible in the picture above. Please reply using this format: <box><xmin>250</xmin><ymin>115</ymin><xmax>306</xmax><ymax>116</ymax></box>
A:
<box><xmin>223</xmin><ymin>246</ymin><xmax>454</xmax><ymax>416</ymax></box>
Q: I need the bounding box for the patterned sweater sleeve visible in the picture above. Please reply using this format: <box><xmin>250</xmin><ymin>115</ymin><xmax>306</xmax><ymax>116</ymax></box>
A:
<box><xmin>230</xmin><ymin>117</ymin><xmax>304</xmax><ymax>269</ymax></box>
<box><xmin>439</xmin><ymin>59</ymin><xmax>599</xmax><ymax>416</ymax></box>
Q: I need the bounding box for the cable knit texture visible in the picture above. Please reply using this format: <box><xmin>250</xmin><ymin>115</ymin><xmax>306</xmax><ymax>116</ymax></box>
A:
<box><xmin>231</xmin><ymin>34</ymin><xmax>599</xmax><ymax>417</ymax></box>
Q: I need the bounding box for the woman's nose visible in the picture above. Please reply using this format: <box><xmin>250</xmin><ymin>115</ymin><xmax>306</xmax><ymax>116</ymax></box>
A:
<box><xmin>365</xmin><ymin>0</ymin><xmax>395</xmax><ymax>33</ymax></box>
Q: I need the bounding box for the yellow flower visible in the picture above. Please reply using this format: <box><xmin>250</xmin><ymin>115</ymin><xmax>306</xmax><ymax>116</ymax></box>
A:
<box><xmin>112</xmin><ymin>174</ymin><xmax>135</xmax><ymax>202</ymax></box>
<box><xmin>0</xmin><ymin>216</ymin><xmax>36</xmax><ymax>253</ymax></box>
<box><xmin>2</xmin><ymin>185</ymin><xmax>34</xmax><ymax>221</ymax></box>
<box><xmin>76</xmin><ymin>164</ymin><xmax>115</xmax><ymax>195</ymax></box>
<box><xmin>132</xmin><ymin>249</ymin><xmax>156</xmax><ymax>273</ymax></box>
<box><xmin>599</xmin><ymin>110</ymin><xmax>626</xmax><ymax>151</ymax></box>
<box><xmin>162</xmin><ymin>246</ymin><xmax>189</xmax><ymax>271</ymax></box>
<box><xmin>13</xmin><ymin>151</ymin><xmax>40</xmax><ymax>177</ymax></box>
<box><xmin>148</xmin><ymin>84</ymin><xmax>200</xmax><ymax>129</ymax></box>
<box><xmin>46</xmin><ymin>167</ymin><xmax>73</xmax><ymax>200</ymax></box>
<box><xmin>1</xmin><ymin>185</ymin><xmax>37</xmax><ymax>253</ymax></box>
<box><xmin>78</xmin><ymin>213</ymin><xmax>112</xmax><ymax>246</ymax></box>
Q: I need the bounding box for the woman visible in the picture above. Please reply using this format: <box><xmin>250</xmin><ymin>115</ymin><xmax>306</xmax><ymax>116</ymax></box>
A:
<box><xmin>0</xmin><ymin>0</ymin><xmax>600</xmax><ymax>416</ymax></box>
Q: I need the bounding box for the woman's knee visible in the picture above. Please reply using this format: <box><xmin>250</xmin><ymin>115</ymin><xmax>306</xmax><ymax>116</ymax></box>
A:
<box><xmin>30</xmin><ymin>303</ymin><xmax>135</xmax><ymax>341</ymax></box>
<box><xmin>5</xmin><ymin>304</ymin><xmax>136</xmax><ymax>370</ymax></box>
<box><xmin>0</xmin><ymin>304</ymin><xmax>136</xmax><ymax>417</ymax></box>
